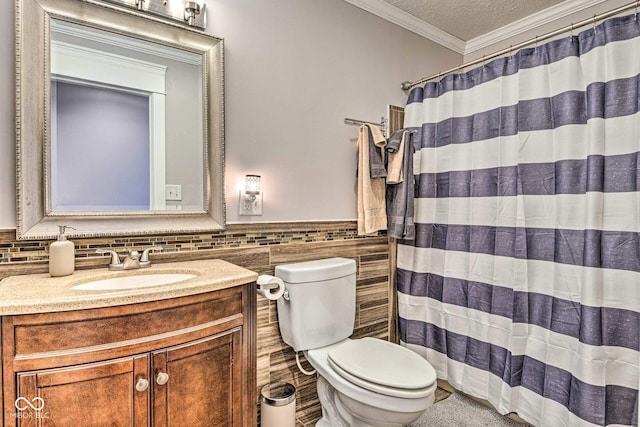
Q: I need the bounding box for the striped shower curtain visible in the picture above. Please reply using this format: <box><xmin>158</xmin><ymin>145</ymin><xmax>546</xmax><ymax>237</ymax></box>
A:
<box><xmin>398</xmin><ymin>12</ymin><xmax>639</xmax><ymax>427</ymax></box>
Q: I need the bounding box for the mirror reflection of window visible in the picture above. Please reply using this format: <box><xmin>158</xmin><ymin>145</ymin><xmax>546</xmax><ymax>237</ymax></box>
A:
<box><xmin>49</xmin><ymin>19</ymin><xmax>205</xmax><ymax>213</ymax></box>
<box><xmin>51</xmin><ymin>81</ymin><xmax>151</xmax><ymax>211</ymax></box>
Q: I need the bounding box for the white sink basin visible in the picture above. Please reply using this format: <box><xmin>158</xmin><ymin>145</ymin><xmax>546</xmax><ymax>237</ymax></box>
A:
<box><xmin>72</xmin><ymin>273</ymin><xmax>197</xmax><ymax>291</ymax></box>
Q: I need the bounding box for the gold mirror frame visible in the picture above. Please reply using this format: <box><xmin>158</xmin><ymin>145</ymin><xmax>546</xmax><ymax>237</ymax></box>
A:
<box><xmin>15</xmin><ymin>0</ymin><xmax>225</xmax><ymax>240</ymax></box>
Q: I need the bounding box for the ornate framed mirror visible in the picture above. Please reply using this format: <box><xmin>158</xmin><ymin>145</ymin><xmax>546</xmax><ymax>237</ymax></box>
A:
<box><xmin>16</xmin><ymin>0</ymin><xmax>225</xmax><ymax>239</ymax></box>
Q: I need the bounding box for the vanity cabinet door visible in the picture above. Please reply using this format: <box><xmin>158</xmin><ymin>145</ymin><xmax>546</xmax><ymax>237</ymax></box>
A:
<box><xmin>151</xmin><ymin>328</ymin><xmax>243</xmax><ymax>427</ymax></box>
<box><xmin>15</xmin><ymin>355</ymin><xmax>150</xmax><ymax>427</ymax></box>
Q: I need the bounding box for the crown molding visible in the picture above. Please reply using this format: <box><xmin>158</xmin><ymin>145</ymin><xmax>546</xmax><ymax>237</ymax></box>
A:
<box><xmin>464</xmin><ymin>0</ymin><xmax>610</xmax><ymax>54</ymax></box>
<box><xmin>342</xmin><ymin>0</ymin><xmax>466</xmax><ymax>54</ymax></box>
<box><xmin>343</xmin><ymin>0</ymin><xmax>613</xmax><ymax>57</ymax></box>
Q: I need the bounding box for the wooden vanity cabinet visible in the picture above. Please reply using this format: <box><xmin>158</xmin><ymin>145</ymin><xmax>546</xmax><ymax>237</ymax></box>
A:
<box><xmin>151</xmin><ymin>329</ymin><xmax>243</xmax><ymax>427</ymax></box>
<box><xmin>16</xmin><ymin>355</ymin><xmax>150</xmax><ymax>426</ymax></box>
<box><xmin>1</xmin><ymin>283</ymin><xmax>256</xmax><ymax>427</ymax></box>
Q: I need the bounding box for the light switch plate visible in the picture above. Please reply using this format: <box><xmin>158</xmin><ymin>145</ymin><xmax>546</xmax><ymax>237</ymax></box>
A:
<box><xmin>165</xmin><ymin>184</ymin><xmax>182</xmax><ymax>201</ymax></box>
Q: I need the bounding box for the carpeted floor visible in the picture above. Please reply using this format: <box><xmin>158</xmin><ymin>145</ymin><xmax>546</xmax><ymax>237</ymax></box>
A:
<box><xmin>410</xmin><ymin>393</ymin><xmax>528</xmax><ymax>427</ymax></box>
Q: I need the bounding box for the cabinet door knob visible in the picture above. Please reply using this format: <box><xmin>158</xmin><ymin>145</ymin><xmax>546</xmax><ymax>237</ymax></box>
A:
<box><xmin>156</xmin><ymin>372</ymin><xmax>170</xmax><ymax>385</ymax></box>
<box><xmin>135</xmin><ymin>378</ymin><xmax>149</xmax><ymax>392</ymax></box>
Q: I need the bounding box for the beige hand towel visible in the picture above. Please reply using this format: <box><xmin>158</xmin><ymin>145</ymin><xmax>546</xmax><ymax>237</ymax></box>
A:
<box><xmin>386</xmin><ymin>131</ymin><xmax>406</xmax><ymax>184</ymax></box>
<box><xmin>357</xmin><ymin>124</ymin><xmax>387</xmax><ymax>235</ymax></box>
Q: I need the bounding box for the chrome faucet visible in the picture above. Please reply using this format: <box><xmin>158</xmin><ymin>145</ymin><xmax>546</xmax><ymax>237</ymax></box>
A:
<box><xmin>97</xmin><ymin>246</ymin><xmax>163</xmax><ymax>271</ymax></box>
<box><xmin>122</xmin><ymin>251</ymin><xmax>141</xmax><ymax>270</ymax></box>
<box><xmin>139</xmin><ymin>246</ymin><xmax>162</xmax><ymax>268</ymax></box>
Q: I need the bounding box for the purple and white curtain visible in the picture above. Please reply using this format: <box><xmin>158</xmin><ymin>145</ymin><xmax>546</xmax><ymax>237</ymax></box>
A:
<box><xmin>399</xmin><ymin>12</ymin><xmax>639</xmax><ymax>426</ymax></box>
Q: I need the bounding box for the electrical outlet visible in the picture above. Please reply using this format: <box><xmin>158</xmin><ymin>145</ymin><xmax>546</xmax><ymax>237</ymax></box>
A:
<box><xmin>165</xmin><ymin>184</ymin><xmax>182</xmax><ymax>201</ymax></box>
<box><xmin>239</xmin><ymin>193</ymin><xmax>262</xmax><ymax>216</ymax></box>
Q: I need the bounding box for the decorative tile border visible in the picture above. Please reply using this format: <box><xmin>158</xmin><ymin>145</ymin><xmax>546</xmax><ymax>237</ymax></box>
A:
<box><xmin>0</xmin><ymin>222</ymin><xmax>365</xmax><ymax>265</ymax></box>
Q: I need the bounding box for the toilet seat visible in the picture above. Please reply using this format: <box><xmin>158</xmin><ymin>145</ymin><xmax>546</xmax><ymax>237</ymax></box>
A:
<box><xmin>327</xmin><ymin>337</ymin><xmax>436</xmax><ymax>399</ymax></box>
<box><xmin>306</xmin><ymin>339</ymin><xmax>436</xmax><ymax>415</ymax></box>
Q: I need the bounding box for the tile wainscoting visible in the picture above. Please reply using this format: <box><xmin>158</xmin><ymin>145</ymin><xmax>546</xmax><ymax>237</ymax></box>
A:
<box><xmin>0</xmin><ymin>221</ymin><xmax>394</xmax><ymax>425</ymax></box>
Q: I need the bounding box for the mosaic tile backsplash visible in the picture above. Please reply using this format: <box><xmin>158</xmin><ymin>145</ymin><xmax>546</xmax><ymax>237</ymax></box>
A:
<box><xmin>0</xmin><ymin>222</ymin><xmax>363</xmax><ymax>264</ymax></box>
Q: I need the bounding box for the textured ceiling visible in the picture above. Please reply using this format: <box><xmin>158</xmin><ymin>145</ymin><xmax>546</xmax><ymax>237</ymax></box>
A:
<box><xmin>383</xmin><ymin>0</ymin><xmax>567</xmax><ymax>40</ymax></box>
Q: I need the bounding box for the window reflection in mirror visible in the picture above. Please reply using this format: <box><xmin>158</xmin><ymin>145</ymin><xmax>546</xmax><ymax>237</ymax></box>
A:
<box><xmin>49</xmin><ymin>19</ymin><xmax>205</xmax><ymax>213</ymax></box>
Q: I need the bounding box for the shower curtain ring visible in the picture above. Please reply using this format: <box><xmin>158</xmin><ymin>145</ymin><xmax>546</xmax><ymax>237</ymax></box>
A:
<box><xmin>569</xmin><ymin>23</ymin><xmax>576</xmax><ymax>44</ymax></box>
<box><xmin>592</xmin><ymin>14</ymin><xmax>597</xmax><ymax>32</ymax></box>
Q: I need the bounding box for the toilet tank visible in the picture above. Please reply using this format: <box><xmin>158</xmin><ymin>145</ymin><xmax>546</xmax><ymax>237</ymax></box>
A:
<box><xmin>275</xmin><ymin>258</ymin><xmax>356</xmax><ymax>352</ymax></box>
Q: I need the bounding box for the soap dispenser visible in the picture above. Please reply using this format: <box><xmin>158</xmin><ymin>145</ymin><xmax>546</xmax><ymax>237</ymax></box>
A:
<box><xmin>49</xmin><ymin>225</ymin><xmax>76</xmax><ymax>277</ymax></box>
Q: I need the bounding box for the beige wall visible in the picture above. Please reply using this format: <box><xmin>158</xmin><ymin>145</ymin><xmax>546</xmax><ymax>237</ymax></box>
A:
<box><xmin>0</xmin><ymin>0</ymin><xmax>461</xmax><ymax>229</ymax></box>
<box><xmin>1</xmin><ymin>0</ymin><xmax>634</xmax><ymax>228</ymax></box>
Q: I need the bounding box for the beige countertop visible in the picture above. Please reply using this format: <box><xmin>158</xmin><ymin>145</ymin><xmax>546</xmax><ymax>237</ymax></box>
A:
<box><xmin>0</xmin><ymin>259</ymin><xmax>258</xmax><ymax>315</ymax></box>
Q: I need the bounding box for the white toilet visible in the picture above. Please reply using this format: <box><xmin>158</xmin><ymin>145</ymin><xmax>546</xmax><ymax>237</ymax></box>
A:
<box><xmin>275</xmin><ymin>257</ymin><xmax>437</xmax><ymax>427</ymax></box>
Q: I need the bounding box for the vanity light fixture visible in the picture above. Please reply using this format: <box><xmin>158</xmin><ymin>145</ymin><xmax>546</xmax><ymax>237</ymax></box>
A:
<box><xmin>100</xmin><ymin>0</ymin><xmax>207</xmax><ymax>30</ymax></box>
<box><xmin>239</xmin><ymin>174</ymin><xmax>263</xmax><ymax>216</ymax></box>
<box><xmin>184</xmin><ymin>1</ymin><xmax>202</xmax><ymax>27</ymax></box>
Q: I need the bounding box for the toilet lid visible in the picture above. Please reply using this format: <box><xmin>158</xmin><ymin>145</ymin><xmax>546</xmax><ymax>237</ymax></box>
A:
<box><xmin>327</xmin><ymin>338</ymin><xmax>436</xmax><ymax>392</ymax></box>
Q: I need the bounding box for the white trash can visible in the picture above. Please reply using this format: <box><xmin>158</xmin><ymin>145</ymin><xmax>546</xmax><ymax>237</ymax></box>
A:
<box><xmin>260</xmin><ymin>382</ymin><xmax>296</xmax><ymax>427</ymax></box>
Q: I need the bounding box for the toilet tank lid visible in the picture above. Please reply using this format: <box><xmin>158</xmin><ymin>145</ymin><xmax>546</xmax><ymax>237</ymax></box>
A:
<box><xmin>275</xmin><ymin>258</ymin><xmax>356</xmax><ymax>283</ymax></box>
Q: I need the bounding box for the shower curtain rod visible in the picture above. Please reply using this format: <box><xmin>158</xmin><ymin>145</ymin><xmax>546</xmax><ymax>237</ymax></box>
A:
<box><xmin>400</xmin><ymin>0</ymin><xmax>640</xmax><ymax>90</ymax></box>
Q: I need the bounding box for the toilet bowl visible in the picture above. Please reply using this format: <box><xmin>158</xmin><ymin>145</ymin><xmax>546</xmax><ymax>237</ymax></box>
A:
<box><xmin>306</xmin><ymin>338</ymin><xmax>436</xmax><ymax>427</ymax></box>
<box><xmin>274</xmin><ymin>258</ymin><xmax>438</xmax><ymax>426</ymax></box>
